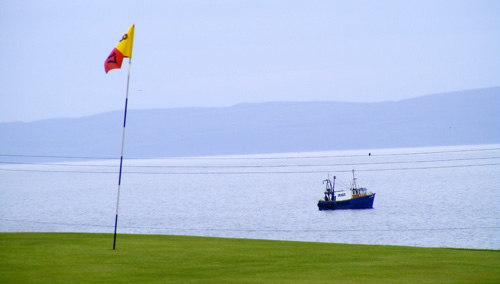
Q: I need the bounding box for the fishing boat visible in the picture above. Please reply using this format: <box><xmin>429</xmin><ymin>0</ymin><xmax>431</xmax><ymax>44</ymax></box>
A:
<box><xmin>318</xmin><ymin>170</ymin><xmax>375</xmax><ymax>210</ymax></box>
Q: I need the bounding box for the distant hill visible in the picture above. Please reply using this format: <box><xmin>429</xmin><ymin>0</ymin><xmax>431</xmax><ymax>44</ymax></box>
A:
<box><xmin>1</xmin><ymin>87</ymin><xmax>499</xmax><ymax>162</ymax></box>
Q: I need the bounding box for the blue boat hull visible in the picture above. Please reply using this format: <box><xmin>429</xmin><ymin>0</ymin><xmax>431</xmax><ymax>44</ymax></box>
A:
<box><xmin>318</xmin><ymin>194</ymin><xmax>375</xmax><ymax>210</ymax></box>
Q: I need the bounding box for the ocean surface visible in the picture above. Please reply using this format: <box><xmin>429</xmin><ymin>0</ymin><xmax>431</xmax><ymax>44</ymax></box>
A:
<box><xmin>1</xmin><ymin>144</ymin><xmax>499</xmax><ymax>249</ymax></box>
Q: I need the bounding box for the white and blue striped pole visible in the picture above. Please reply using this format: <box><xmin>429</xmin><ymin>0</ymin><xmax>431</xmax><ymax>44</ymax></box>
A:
<box><xmin>113</xmin><ymin>58</ymin><xmax>132</xmax><ymax>250</ymax></box>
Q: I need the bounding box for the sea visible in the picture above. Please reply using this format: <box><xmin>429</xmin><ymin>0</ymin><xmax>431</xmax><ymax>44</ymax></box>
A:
<box><xmin>1</xmin><ymin>144</ymin><xmax>499</xmax><ymax>250</ymax></box>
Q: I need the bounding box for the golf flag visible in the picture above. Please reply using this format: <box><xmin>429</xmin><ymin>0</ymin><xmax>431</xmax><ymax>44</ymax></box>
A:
<box><xmin>105</xmin><ymin>24</ymin><xmax>136</xmax><ymax>250</ymax></box>
<box><xmin>105</xmin><ymin>24</ymin><xmax>135</xmax><ymax>73</ymax></box>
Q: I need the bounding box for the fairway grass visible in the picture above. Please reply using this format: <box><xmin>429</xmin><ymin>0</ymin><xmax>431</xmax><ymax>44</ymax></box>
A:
<box><xmin>1</xmin><ymin>233</ymin><xmax>499</xmax><ymax>283</ymax></box>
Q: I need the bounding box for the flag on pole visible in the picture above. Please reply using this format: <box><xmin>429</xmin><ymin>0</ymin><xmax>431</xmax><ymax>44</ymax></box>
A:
<box><xmin>104</xmin><ymin>23</ymin><xmax>136</xmax><ymax>250</ymax></box>
<box><xmin>105</xmin><ymin>24</ymin><xmax>135</xmax><ymax>73</ymax></box>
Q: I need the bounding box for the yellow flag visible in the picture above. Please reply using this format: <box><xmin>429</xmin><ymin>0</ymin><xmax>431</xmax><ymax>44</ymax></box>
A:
<box><xmin>115</xmin><ymin>24</ymin><xmax>135</xmax><ymax>58</ymax></box>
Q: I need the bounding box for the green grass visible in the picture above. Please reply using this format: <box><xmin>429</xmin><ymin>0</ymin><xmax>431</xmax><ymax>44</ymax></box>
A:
<box><xmin>1</xmin><ymin>233</ymin><xmax>499</xmax><ymax>283</ymax></box>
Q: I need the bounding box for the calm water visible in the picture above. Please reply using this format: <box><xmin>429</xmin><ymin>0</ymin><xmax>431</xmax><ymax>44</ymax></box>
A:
<box><xmin>1</xmin><ymin>144</ymin><xmax>499</xmax><ymax>249</ymax></box>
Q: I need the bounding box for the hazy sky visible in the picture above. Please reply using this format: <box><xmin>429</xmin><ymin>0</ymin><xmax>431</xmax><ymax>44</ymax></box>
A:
<box><xmin>1</xmin><ymin>0</ymin><xmax>499</xmax><ymax>122</ymax></box>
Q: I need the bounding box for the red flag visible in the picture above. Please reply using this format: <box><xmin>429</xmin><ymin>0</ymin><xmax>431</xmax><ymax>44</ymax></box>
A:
<box><xmin>105</xmin><ymin>48</ymin><xmax>125</xmax><ymax>73</ymax></box>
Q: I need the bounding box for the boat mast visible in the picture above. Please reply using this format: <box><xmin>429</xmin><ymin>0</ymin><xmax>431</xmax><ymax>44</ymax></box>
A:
<box><xmin>323</xmin><ymin>175</ymin><xmax>337</xmax><ymax>201</ymax></box>
<box><xmin>332</xmin><ymin>176</ymin><xmax>336</xmax><ymax>195</ymax></box>
<box><xmin>352</xmin><ymin>169</ymin><xmax>357</xmax><ymax>189</ymax></box>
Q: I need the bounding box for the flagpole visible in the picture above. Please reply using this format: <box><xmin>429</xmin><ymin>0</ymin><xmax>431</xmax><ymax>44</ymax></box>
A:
<box><xmin>113</xmin><ymin>58</ymin><xmax>132</xmax><ymax>250</ymax></box>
